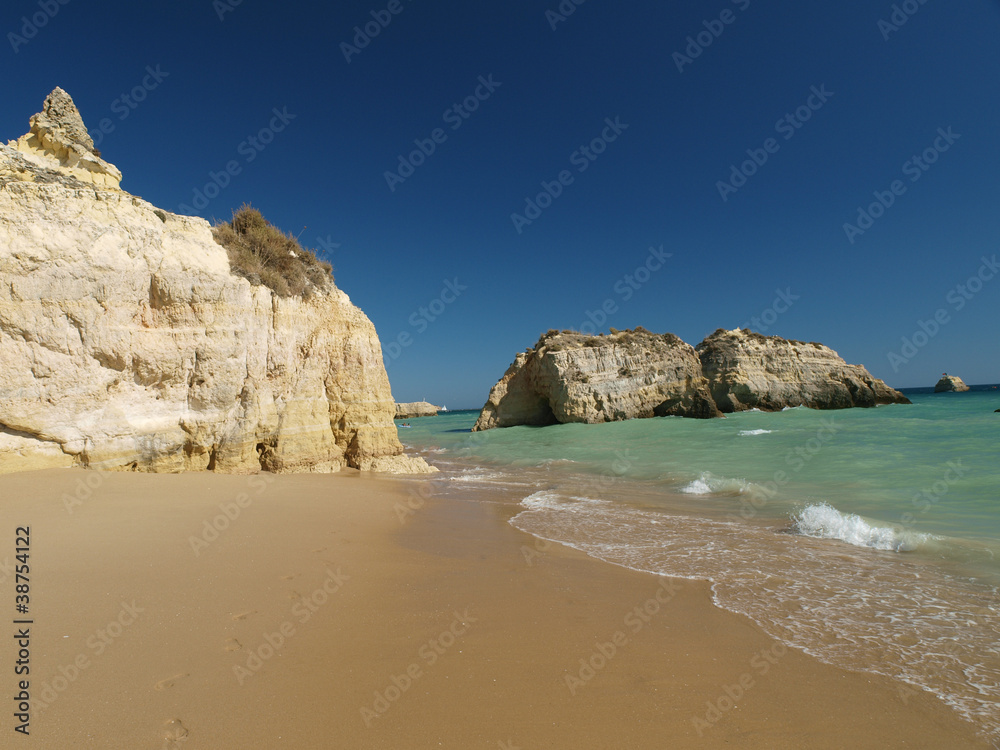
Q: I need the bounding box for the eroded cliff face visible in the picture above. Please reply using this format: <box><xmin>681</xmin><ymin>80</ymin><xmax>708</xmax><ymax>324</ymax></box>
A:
<box><xmin>475</xmin><ymin>327</ymin><xmax>910</xmax><ymax>430</ymax></box>
<box><xmin>472</xmin><ymin>329</ymin><xmax>721</xmax><ymax>431</ymax></box>
<box><xmin>0</xmin><ymin>89</ymin><xmax>433</xmax><ymax>475</ymax></box>
<box><xmin>696</xmin><ymin>329</ymin><xmax>911</xmax><ymax>412</ymax></box>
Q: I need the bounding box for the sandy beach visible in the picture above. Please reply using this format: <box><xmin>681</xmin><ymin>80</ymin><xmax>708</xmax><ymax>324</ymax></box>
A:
<box><xmin>0</xmin><ymin>468</ymin><xmax>989</xmax><ymax>749</ymax></box>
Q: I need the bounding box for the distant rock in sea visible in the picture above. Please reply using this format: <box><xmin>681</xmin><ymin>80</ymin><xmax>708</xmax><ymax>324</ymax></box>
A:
<box><xmin>934</xmin><ymin>374</ymin><xmax>970</xmax><ymax>393</ymax></box>
<box><xmin>0</xmin><ymin>89</ymin><xmax>434</xmax><ymax>475</ymax></box>
<box><xmin>697</xmin><ymin>329</ymin><xmax>911</xmax><ymax>412</ymax></box>
<box><xmin>472</xmin><ymin>328</ymin><xmax>722</xmax><ymax>431</ymax></box>
<box><xmin>395</xmin><ymin>402</ymin><xmax>439</xmax><ymax>419</ymax></box>
<box><xmin>473</xmin><ymin>327</ymin><xmax>909</xmax><ymax>430</ymax></box>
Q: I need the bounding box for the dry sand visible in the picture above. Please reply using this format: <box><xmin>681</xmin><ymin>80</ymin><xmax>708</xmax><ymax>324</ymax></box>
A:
<box><xmin>0</xmin><ymin>468</ymin><xmax>990</xmax><ymax>749</ymax></box>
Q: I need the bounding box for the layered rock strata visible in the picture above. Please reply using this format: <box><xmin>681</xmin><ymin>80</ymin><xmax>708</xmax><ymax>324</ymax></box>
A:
<box><xmin>696</xmin><ymin>329</ymin><xmax>911</xmax><ymax>412</ymax></box>
<box><xmin>474</xmin><ymin>328</ymin><xmax>909</xmax><ymax>430</ymax></box>
<box><xmin>472</xmin><ymin>329</ymin><xmax>721</xmax><ymax>431</ymax></box>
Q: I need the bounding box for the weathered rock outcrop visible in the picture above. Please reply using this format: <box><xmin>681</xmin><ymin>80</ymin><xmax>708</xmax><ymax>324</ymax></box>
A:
<box><xmin>6</xmin><ymin>87</ymin><xmax>122</xmax><ymax>189</ymax></box>
<box><xmin>0</xmin><ymin>89</ymin><xmax>434</xmax><ymax>475</ymax></box>
<box><xmin>395</xmin><ymin>402</ymin><xmax>439</xmax><ymax>419</ymax></box>
<box><xmin>696</xmin><ymin>329</ymin><xmax>910</xmax><ymax>412</ymax></box>
<box><xmin>472</xmin><ymin>329</ymin><xmax>721</xmax><ymax>431</ymax></box>
<box><xmin>934</xmin><ymin>374</ymin><xmax>970</xmax><ymax>393</ymax></box>
<box><xmin>474</xmin><ymin>327</ymin><xmax>911</xmax><ymax>430</ymax></box>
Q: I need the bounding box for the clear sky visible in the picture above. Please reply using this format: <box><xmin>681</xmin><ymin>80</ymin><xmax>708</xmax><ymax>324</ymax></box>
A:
<box><xmin>4</xmin><ymin>0</ymin><xmax>999</xmax><ymax>408</ymax></box>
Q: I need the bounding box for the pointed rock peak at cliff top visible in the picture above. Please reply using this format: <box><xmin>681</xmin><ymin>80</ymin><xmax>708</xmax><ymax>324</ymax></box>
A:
<box><xmin>4</xmin><ymin>87</ymin><xmax>122</xmax><ymax>189</ymax></box>
<box><xmin>36</xmin><ymin>87</ymin><xmax>96</xmax><ymax>153</ymax></box>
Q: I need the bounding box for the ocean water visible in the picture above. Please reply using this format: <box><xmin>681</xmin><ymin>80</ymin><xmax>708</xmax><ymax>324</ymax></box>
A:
<box><xmin>396</xmin><ymin>387</ymin><xmax>1000</xmax><ymax>741</ymax></box>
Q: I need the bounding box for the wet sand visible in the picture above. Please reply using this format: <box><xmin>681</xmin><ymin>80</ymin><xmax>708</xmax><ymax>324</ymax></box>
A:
<box><xmin>0</xmin><ymin>468</ymin><xmax>990</xmax><ymax>748</ymax></box>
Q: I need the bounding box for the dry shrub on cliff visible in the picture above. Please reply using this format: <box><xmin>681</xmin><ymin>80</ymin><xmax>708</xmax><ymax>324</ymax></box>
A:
<box><xmin>212</xmin><ymin>204</ymin><xmax>334</xmax><ymax>297</ymax></box>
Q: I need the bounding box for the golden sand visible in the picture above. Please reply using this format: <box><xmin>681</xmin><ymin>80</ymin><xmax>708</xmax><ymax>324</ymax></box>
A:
<box><xmin>0</xmin><ymin>469</ymin><xmax>988</xmax><ymax>748</ymax></box>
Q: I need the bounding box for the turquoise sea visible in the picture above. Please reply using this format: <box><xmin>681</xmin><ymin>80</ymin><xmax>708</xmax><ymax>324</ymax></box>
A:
<box><xmin>397</xmin><ymin>387</ymin><xmax>1000</xmax><ymax>741</ymax></box>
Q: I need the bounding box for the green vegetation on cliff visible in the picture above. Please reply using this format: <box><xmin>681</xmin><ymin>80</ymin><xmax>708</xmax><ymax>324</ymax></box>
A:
<box><xmin>212</xmin><ymin>204</ymin><xmax>333</xmax><ymax>298</ymax></box>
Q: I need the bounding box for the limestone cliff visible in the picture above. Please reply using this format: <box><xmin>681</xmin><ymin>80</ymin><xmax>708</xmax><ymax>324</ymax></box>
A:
<box><xmin>696</xmin><ymin>329</ymin><xmax>910</xmax><ymax>412</ymax></box>
<box><xmin>6</xmin><ymin>87</ymin><xmax>122</xmax><ymax>189</ymax></box>
<box><xmin>472</xmin><ymin>329</ymin><xmax>721</xmax><ymax>431</ymax></box>
<box><xmin>0</xmin><ymin>89</ymin><xmax>434</xmax><ymax>475</ymax></box>
<box><xmin>934</xmin><ymin>374</ymin><xmax>970</xmax><ymax>393</ymax></box>
<box><xmin>395</xmin><ymin>402</ymin><xmax>439</xmax><ymax>419</ymax></box>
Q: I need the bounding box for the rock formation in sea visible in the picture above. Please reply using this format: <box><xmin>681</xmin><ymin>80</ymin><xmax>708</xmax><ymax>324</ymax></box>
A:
<box><xmin>0</xmin><ymin>88</ymin><xmax>434</xmax><ymax>475</ymax></box>
<box><xmin>395</xmin><ymin>402</ymin><xmax>439</xmax><ymax>419</ymax></box>
<box><xmin>472</xmin><ymin>328</ymin><xmax>721</xmax><ymax>431</ymax></box>
<box><xmin>474</xmin><ymin>327</ymin><xmax>910</xmax><ymax>430</ymax></box>
<box><xmin>696</xmin><ymin>329</ymin><xmax>911</xmax><ymax>412</ymax></box>
<box><xmin>934</xmin><ymin>374</ymin><xmax>970</xmax><ymax>393</ymax></box>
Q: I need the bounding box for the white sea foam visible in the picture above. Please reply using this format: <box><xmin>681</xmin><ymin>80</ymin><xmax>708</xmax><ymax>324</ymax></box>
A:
<box><xmin>738</xmin><ymin>429</ymin><xmax>773</xmax><ymax>436</ymax></box>
<box><xmin>509</xmin><ymin>496</ymin><xmax>1000</xmax><ymax>739</ymax></box>
<box><xmin>448</xmin><ymin>468</ymin><xmax>508</xmax><ymax>483</ymax></box>
<box><xmin>521</xmin><ymin>491</ymin><xmax>609</xmax><ymax>511</ymax></box>
<box><xmin>680</xmin><ymin>472</ymin><xmax>759</xmax><ymax>497</ymax></box>
<box><xmin>792</xmin><ymin>503</ymin><xmax>930</xmax><ymax>552</ymax></box>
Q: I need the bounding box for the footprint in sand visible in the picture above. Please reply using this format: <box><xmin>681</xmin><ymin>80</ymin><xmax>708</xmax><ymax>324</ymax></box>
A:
<box><xmin>162</xmin><ymin>718</ymin><xmax>189</xmax><ymax>747</ymax></box>
<box><xmin>155</xmin><ymin>674</ymin><xmax>189</xmax><ymax>691</ymax></box>
<box><xmin>231</xmin><ymin>610</ymin><xmax>256</xmax><ymax>621</ymax></box>
<box><xmin>224</xmin><ymin>638</ymin><xmax>243</xmax><ymax>652</ymax></box>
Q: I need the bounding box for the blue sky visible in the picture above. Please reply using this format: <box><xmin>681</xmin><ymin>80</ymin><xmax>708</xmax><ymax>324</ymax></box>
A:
<box><xmin>4</xmin><ymin>0</ymin><xmax>999</xmax><ymax>408</ymax></box>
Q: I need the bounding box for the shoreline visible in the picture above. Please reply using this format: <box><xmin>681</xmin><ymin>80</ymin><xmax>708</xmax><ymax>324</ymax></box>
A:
<box><xmin>0</xmin><ymin>468</ymin><xmax>990</xmax><ymax>748</ymax></box>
